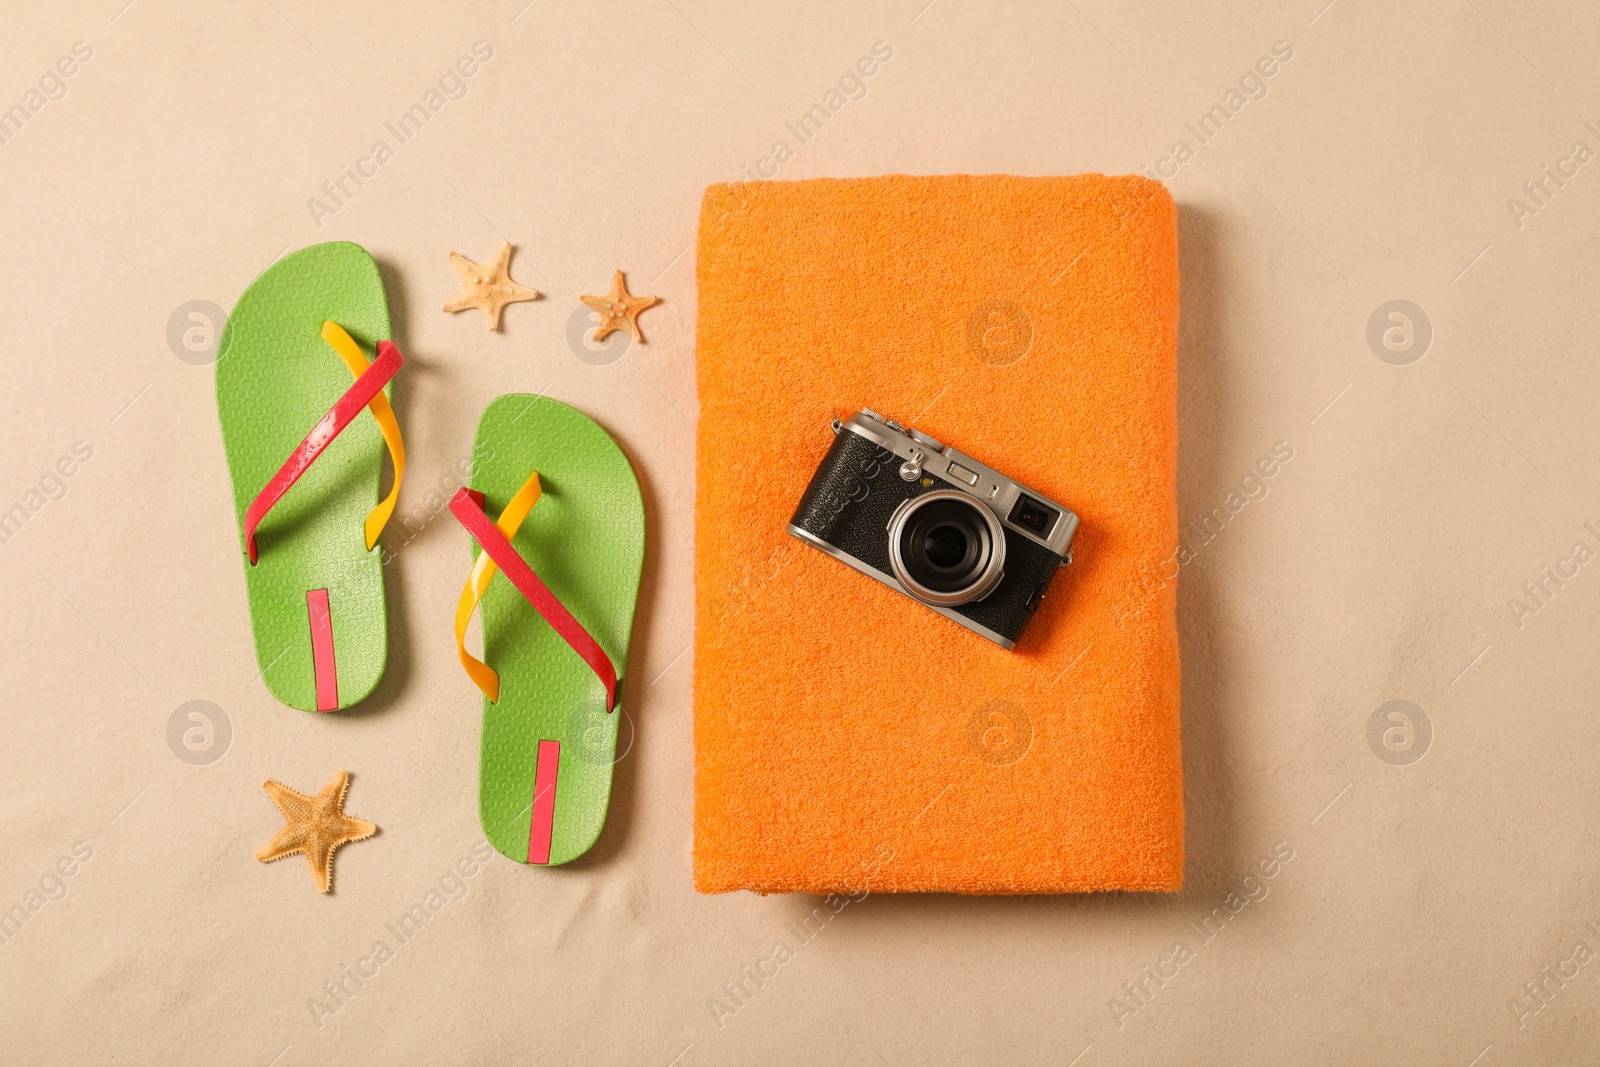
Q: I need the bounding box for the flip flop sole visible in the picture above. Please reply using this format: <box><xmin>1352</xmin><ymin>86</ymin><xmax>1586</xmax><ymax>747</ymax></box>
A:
<box><xmin>217</xmin><ymin>242</ymin><xmax>392</xmax><ymax>712</ymax></box>
<box><xmin>471</xmin><ymin>395</ymin><xmax>645</xmax><ymax>864</ymax></box>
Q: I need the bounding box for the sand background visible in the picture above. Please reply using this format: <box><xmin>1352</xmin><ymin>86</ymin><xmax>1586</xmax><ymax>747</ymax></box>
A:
<box><xmin>2</xmin><ymin>0</ymin><xmax>1599</xmax><ymax>1063</ymax></box>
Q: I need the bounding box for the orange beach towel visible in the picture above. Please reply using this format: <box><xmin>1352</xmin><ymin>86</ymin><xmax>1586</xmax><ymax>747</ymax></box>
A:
<box><xmin>694</xmin><ymin>174</ymin><xmax>1182</xmax><ymax>894</ymax></box>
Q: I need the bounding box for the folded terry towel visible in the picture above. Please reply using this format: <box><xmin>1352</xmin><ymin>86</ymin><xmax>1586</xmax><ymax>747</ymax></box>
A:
<box><xmin>694</xmin><ymin>174</ymin><xmax>1182</xmax><ymax>894</ymax></box>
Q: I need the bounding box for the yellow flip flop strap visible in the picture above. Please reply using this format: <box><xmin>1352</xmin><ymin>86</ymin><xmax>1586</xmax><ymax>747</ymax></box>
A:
<box><xmin>454</xmin><ymin>470</ymin><xmax>543</xmax><ymax>703</ymax></box>
<box><xmin>321</xmin><ymin>320</ymin><xmax>406</xmax><ymax>550</ymax></box>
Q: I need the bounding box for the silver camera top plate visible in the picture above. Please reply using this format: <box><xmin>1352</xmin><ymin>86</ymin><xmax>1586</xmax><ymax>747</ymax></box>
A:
<box><xmin>837</xmin><ymin>409</ymin><xmax>1080</xmax><ymax>559</ymax></box>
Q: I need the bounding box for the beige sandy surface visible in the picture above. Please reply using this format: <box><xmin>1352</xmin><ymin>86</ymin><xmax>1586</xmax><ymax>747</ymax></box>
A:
<box><xmin>2</xmin><ymin>0</ymin><xmax>1599</xmax><ymax>1063</ymax></box>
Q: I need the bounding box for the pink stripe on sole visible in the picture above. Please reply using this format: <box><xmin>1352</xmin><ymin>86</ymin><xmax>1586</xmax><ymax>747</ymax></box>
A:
<box><xmin>528</xmin><ymin>740</ymin><xmax>561</xmax><ymax>865</ymax></box>
<box><xmin>307</xmin><ymin>589</ymin><xmax>338</xmax><ymax>712</ymax></box>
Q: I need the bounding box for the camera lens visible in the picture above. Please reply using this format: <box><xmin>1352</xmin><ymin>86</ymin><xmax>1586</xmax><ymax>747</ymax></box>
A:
<box><xmin>924</xmin><ymin>524</ymin><xmax>968</xmax><ymax>569</ymax></box>
<box><xmin>888</xmin><ymin>491</ymin><xmax>1007</xmax><ymax>606</ymax></box>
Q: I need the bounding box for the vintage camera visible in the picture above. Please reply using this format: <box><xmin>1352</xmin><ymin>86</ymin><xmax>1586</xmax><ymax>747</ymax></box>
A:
<box><xmin>788</xmin><ymin>409</ymin><xmax>1079</xmax><ymax>648</ymax></box>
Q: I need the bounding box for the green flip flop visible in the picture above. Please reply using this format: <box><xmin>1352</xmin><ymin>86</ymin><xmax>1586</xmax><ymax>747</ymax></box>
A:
<box><xmin>216</xmin><ymin>242</ymin><xmax>406</xmax><ymax>712</ymax></box>
<box><xmin>448</xmin><ymin>395</ymin><xmax>645</xmax><ymax>865</ymax></box>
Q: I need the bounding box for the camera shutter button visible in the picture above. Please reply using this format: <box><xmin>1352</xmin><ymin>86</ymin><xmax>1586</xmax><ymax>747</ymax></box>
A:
<box><xmin>908</xmin><ymin>429</ymin><xmax>943</xmax><ymax>451</ymax></box>
<box><xmin>899</xmin><ymin>449</ymin><xmax>924</xmax><ymax>482</ymax></box>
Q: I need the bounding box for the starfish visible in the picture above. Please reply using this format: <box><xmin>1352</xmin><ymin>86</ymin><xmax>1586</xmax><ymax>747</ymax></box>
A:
<box><xmin>443</xmin><ymin>242</ymin><xmax>541</xmax><ymax>331</ymax></box>
<box><xmin>581</xmin><ymin>270</ymin><xmax>659</xmax><ymax>343</ymax></box>
<box><xmin>255</xmin><ymin>770</ymin><xmax>376</xmax><ymax>893</ymax></box>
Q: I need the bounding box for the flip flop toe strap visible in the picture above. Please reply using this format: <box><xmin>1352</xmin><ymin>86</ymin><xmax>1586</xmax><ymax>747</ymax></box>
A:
<box><xmin>243</xmin><ymin>327</ymin><xmax>405</xmax><ymax>565</ymax></box>
<box><xmin>320</xmin><ymin>321</ymin><xmax>407</xmax><ymax>551</ymax></box>
<box><xmin>451</xmin><ymin>471</ymin><xmax>544</xmax><ymax>703</ymax></box>
<box><xmin>449</xmin><ymin>480</ymin><xmax>620</xmax><ymax>712</ymax></box>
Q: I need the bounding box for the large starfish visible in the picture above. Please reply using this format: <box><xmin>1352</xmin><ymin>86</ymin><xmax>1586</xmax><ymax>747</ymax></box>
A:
<box><xmin>443</xmin><ymin>242</ymin><xmax>541</xmax><ymax>331</ymax></box>
<box><xmin>255</xmin><ymin>770</ymin><xmax>376</xmax><ymax>893</ymax></box>
<box><xmin>581</xmin><ymin>270</ymin><xmax>659</xmax><ymax>343</ymax></box>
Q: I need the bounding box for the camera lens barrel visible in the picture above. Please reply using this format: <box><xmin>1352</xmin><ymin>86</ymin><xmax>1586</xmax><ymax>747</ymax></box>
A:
<box><xmin>887</xmin><ymin>490</ymin><xmax>1007</xmax><ymax>606</ymax></box>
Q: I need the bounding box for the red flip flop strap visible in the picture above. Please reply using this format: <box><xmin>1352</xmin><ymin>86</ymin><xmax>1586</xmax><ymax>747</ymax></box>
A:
<box><xmin>244</xmin><ymin>341</ymin><xmax>404</xmax><ymax>565</ymax></box>
<box><xmin>448</xmin><ymin>487</ymin><xmax>619</xmax><ymax>713</ymax></box>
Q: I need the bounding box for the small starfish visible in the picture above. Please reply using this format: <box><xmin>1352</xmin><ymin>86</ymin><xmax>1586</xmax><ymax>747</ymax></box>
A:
<box><xmin>443</xmin><ymin>242</ymin><xmax>541</xmax><ymax>331</ymax></box>
<box><xmin>255</xmin><ymin>770</ymin><xmax>376</xmax><ymax>893</ymax></box>
<box><xmin>581</xmin><ymin>270</ymin><xmax>659</xmax><ymax>343</ymax></box>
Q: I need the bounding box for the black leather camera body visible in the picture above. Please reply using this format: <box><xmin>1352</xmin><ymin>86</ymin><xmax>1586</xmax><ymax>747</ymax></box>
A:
<box><xmin>788</xmin><ymin>409</ymin><xmax>1079</xmax><ymax>648</ymax></box>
